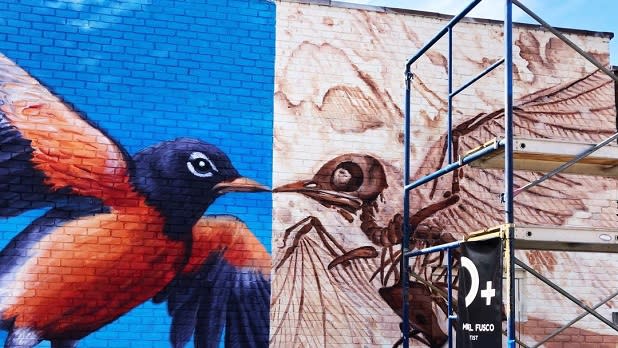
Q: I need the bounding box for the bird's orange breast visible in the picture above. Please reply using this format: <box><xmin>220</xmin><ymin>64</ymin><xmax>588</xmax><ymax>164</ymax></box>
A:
<box><xmin>2</xmin><ymin>205</ymin><xmax>186</xmax><ymax>339</ymax></box>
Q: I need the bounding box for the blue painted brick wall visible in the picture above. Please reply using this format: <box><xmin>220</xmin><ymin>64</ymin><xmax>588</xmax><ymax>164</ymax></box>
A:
<box><xmin>0</xmin><ymin>0</ymin><xmax>275</xmax><ymax>346</ymax></box>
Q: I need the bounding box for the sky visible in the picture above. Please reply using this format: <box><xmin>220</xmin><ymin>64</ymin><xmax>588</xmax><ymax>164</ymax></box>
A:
<box><xmin>344</xmin><ymin>0</ymin><xmax>618</xmax><ymax>65</ymax></box>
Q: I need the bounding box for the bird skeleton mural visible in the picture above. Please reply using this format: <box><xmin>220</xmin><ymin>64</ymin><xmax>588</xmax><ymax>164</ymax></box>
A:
<box><xmin>0</xmin><ymin>53</ymin><xmax>271</xmax><ymax>348</ymax></box>
<box><xmin>273</xmin><ymin>153</ymin><xmax>459</xmax><ymax>347</ymax></box>
<box><xmin>271</xmin><ymin>68</ymin><xmax>618</xmax><ymax>347</ymax></box>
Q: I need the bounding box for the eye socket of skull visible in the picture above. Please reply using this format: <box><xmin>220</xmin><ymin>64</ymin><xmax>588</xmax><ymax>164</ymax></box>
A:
<box><xmin>330</xmin><ymin>161</ymin><xmax>363</xmax><ymax>192</ymax></box>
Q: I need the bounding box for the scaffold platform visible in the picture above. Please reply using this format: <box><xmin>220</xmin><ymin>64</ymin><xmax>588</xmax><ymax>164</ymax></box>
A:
<box><xmin>470</xmin><ymin>137</ymin><xmax>618</xmax><ymax>177</ymax></box>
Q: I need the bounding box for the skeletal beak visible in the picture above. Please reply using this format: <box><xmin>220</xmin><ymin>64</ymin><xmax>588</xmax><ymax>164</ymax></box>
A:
<box><xmin>214</xmin><ymin>177</ymin><xmax>270</xmax><ymax>194</ymax></box>
<box><xmin>273</xmin><ymin>180</ymin><xmax>363</xmax><ymax>211</ymax></box>
<box><xmin>272</xmin><ymin>180</ymin><xmax>314</xmax><ymax>193</ymax></box>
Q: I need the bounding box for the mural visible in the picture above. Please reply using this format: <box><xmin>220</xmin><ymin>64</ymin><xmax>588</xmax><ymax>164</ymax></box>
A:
<box><xmin>0</xmin><ymin>0</ymin><xmax>274</xmax><ymax>347</ymax></box>
<box><xmin>0</xmin><ymin>53</ymin><xmax>271</xmax><ymax>347</ymax></box>
<box><xmin>2</xmin><ymin>1</ymin><xmax>617</xmax><ymax>346</ymax></box>
<box><xmin>273</xmin><ymin>69</ymin><xmax>617</xmax><ymax>347</ymax></box>
<box><xmin>272</xmin><ymin>153</ymin><xmax>458</xmax><ymax>347</ymax></box>
<box><xmin>272</xmin><ymin>2</ymin><xmax>618</xmax><ymax>347</ymax></box>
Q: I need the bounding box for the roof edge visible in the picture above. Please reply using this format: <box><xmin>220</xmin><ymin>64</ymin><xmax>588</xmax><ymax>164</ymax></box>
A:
<box><xmin>278</xmin><ymin>0</ymin><xmax>614</xmax><ymax>40</ymax></box>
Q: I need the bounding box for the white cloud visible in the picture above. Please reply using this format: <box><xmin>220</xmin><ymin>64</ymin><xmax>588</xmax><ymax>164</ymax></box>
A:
<box><xmin>45</xmin><ymin>0</ymin><xmax>147</xmax><ymax>31</ymax></box>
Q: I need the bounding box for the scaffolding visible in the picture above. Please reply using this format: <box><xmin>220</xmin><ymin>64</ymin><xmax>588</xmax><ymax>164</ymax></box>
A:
<box><xmin>401</xmin><ymin>1</ymin><xmax>618</xmax><ymax>347</ymax></box>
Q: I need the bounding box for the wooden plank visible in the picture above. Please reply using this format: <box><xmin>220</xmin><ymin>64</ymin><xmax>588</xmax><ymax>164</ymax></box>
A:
<box><xmin>470</xmin><ymin>137</ymin><xmax>618</xmax><ymax>176</ymax></box>
<box><xmin>514</xmin><ymin>225</ymin><xmax>618</xmax><ymax>253</ymax></box>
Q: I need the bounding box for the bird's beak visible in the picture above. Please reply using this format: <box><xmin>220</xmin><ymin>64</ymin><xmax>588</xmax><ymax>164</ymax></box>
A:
<box><xmin>274</xmin><ymin>180</ymin><xmax>363</xmax><ymax>211</ymax></box>
<box><xmin>214</xmin><ymin>177</ymin><xmax>270</xmax><ymax>194</ymax></box>
<box><xmin>272</xmin><ymin>180</ymin><xmax>312</xmax><ymax>193</ymax></box>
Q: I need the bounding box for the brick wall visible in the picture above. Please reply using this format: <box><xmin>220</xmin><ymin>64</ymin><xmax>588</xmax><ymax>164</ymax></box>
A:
<box><xmin>0</xmin><ymin>0</ymin><xmax>274</xmax><ymax>347</ymax></box>
<box><xmin>272</xmin><ymin>1</ymin><xmax>618</xmax><ymax>347</ymax></box>
<box><xmin>2</xmin><ymin>0</ymin><xmax>617</xmax><ymax>347</ymax></box>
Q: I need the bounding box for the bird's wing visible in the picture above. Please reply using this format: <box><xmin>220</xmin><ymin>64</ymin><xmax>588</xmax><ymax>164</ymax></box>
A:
<box><xmin>390</xmin><ymin>69</ymin><xmax>618</xmax><ymax>347</ymax></box>
<box><xmin>0</xmin><ymin>199</ymin><xmax>109</xmax><ymax>328</ymax></box>
<box><xmin>269</xmin><ymin>216</ymin><xmax>402</xmax><ymax>347</ymax></box>
<box><xmin>410</xmin><ymin>69</ymin><xmax>617</xmax><ymax>237</ymax></box>
<box><xmin>0</xmin><ymin>197</ymin><xmax>108</xmax><ymax>277</ymax></box>
<box><xmin>153</xmin><ymin>216</ymin><xmax>271</xmax><ymax>348</ymax></box>
<box><xmin>0</xmin><ymin>54</ymin><xmax>138</xmax><ymax>216</ymax></box>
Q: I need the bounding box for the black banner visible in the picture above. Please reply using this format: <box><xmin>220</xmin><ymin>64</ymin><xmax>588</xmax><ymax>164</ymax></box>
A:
<box><xmin>457</xmin><ymin>237</ymin><xmax>503</xmax><ymax>347</ymax></box>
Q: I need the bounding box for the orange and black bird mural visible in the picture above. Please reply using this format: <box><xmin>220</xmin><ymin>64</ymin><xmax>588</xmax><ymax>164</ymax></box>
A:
<box><xmin>0</xmin><ymin>53</ymin><xmax>271</xmax><ymax>348</ymax></box>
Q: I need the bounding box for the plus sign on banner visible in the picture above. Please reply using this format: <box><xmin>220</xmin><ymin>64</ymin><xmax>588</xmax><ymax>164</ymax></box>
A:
<box><xmin>457</xmin><ymin>237</ymin><xmax>503</xmax><ymax>347</ymax></box>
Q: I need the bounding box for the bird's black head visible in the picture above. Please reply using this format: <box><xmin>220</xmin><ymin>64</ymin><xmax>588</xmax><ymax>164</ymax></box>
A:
<box><xmin>132</xmin><ymin>138</ymin><xmax>268</xmax><ymax>239</ymax></box>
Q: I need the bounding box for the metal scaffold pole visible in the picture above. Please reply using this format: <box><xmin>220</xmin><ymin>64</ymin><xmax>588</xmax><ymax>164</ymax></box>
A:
<box><xmin>401</xmin><ymin>0</ymin><xmax>618</xmax><ymax>347</ymax></box>
<box><xmin>402</xmin><ymin>69</ymin><xmax>412</xmax><ymax>348</ymax></box>
<box><xmin>504</xmin><ymin>1</ymin><xmax>516</xmax><ymax>347</ymax></box>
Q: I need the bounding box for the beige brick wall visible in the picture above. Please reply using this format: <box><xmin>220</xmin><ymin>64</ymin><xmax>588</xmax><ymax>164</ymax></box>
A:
<box><xmin>271</xmin><ymin>1</ymin><xmax>618</xmax><ymax>346</ymax></box>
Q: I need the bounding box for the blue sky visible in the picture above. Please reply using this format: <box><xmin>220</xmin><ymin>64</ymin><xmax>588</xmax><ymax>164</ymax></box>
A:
<box><xmin>345</xmin><ymin>0</ymin><xmax>618</xmax><ymax>65</ymax></box>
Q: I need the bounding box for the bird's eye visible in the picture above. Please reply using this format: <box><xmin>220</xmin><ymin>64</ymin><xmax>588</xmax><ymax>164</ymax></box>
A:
<box><xmin>186</xmin><ymin>152</ymin><xmax>218</xmax><ymax>178</ymax></box>
<box><xmin>331</xmin><ymin>161</ymin><xmax>363</xmax><ymax>191</ymax></box>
